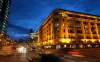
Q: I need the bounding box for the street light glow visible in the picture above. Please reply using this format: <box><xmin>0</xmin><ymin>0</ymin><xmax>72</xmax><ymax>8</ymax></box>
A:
<box><xmin>17</xmin><ymin>46</ymin><xmax>27</xmax><ymax>53</ymax></box>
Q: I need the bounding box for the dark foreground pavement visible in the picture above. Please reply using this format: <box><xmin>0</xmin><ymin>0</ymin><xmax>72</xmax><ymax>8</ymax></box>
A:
<box><xmin>44</xmin><ymin>48</ymin><xmax>100</xmax><ymax>62</ymax></box>
<box><xmin>0</xmin><ymin>54</ymin><xmax>28</xmax><ymax>62</ymax></box>
<box><xmin>0</xmin><ymin>51</ymin><xmax>37</xmax><ymax>62</ymax></box>
<box><xmin>0</xmin><ymin>48</ymin><xmax>100</xmax><ymax>62</ymax></box>
<box><xmin>79</xmin><ymin>48</ymin><xmax>100</xmax><ymax>62</ymax></box>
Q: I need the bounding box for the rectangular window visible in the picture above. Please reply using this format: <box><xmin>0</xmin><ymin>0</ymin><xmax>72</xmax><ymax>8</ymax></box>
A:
<box><xmin>86</xmin><ymin>36</ymin><xmax>91</xmax><ymax>39</ymax></box>
<box><xmin>64</xmin><ymin>35</ymin><xmax>66</xmax><ymax>38</ymax></box>
<box><xmin>77</xmin><ymin>35</ymin><xmax>84</xmax><ymax>39</ymax></box>
<box><xmin>97</xmin><ymin>19</ymin><xmax>100</xmax><ymax>21</ymax></box>
<box><xmin>68</xmin><ymin>29</ymin><xmax>74</xmax><ymax>33</ymax></box>
<box><xmin>92</xmin><ymin>31</ymin><xmax>96</xmax><ymax>34</ymax></box>
<box><xmin>75</xmin><ymin>25</ymin><xmax>81</xmax><ymax>28</ymax></box>
<box><xmin>91</xmin><ymin>23</ymin><xmax>94</xmax><ymax>25</ymax></box>
<box><xmin>68</xmin><ymin>25</ymin><xmax>74</xmax><ymax>28</ymax></box>
<box><xmin>91</xmin><ymin>27</ymin><xmax>95</xmax><ymax>30</ymax></box>
<box><xmin>93</xmin><ymin>36</ymin><xmax>98</xmax><ymax>39</ymax></box>
<box><xmin>97</xmin><ymin>24</ymin><xmax>100</xmax><ymax>26</ymax></box>
<box><xmin>69</xmin><ymin>35</ymin><xmax>75</xmax><ymax>39</ymax></box>
<box><xmin>63</xmin><ymin>19</ymin><xmax>65</xmax><ymax>22</ymax></box>
<box><xmin>63</xmin><ymin>29</ymin><xmax>65</xmax><ymax>32</ymax></box>
<box><xmin>76</xmin><ymin>30</ymin><xmax>82</xmax><ymax>33</ymax></box>
<box><xmin>83</xmin><ymin>22</ymin><xmax>88</xmax><ymax>24</ymax></box>
<box><xmin>85</xmin><ymin>30</ymin><xmax>90</xmax><ymax>34</ymax></box>
<box><xmin>90</xmin><ymin>18</ymin><xmax>95</xmax><ymax>20</ymax></box>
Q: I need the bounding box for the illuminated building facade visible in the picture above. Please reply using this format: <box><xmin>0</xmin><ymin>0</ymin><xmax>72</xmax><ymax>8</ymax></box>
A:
<box><xmin>0</xmin><ymin>0</ymin><xmax>10</xmax><ymax>33</ymax></box>
<box><xmin>39</xmin><ymin>9</ymin><xmax>100</xmax><ymax>48</ymax></box>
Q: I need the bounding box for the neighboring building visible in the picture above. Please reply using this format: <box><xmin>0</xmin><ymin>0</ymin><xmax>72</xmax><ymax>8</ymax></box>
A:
<box><xmin>30</xmin><ymin>32</ymin><xmax>38</xmax><ymax>41</ymax></box>
<box><xmin>39</xmin><ymin>9</ymin><xmax>100</xmax><ymax>48</ymax></box>
<box><xmin>29</xmin><ymin>31</ymin><xmax>39</xmax><ymax>47</ymax></box>
<box><xmin>0</xmin><ymin>0</ymin><xmax>10</xmax><ymax>33</ymax></box>
<box><xmin>29</xmin><ymin>29</ymin><xmax>38</xmax><ymax>42</ymax></box>
<box><xmin>0</xmin><ymin>0</ymin><xmax>10</xmax><ymax>48</ymax></box>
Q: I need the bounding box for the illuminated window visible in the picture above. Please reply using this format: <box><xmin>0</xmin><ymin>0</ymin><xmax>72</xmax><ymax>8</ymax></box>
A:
<box><xmin>55</xmin><ymin>23</ymin><xmax>59</xmax><ymax>27</ymax></box>
<box><xmin>57</xmin><ymin>28</ymin><xmax>59</xmax><ymax>31</ymax></box>
<box><xmin>85</xmin><ymin>30</ymin><xmax>90</xmax><ymax>34</ymax></box>
<box><xmin>3</xmin><ymin>23</ymin><xmax>6</xmax><ymax>25</ymax></box>
<box><xmin>62</xmin><ymin>24</ymin><xmax>64</xmax><ymax>26</ymax></box>
<box><xmin>59</xmin><ymin>12</ymin><xmax>68</xmax><ymax>17</ymax></box>
<box><xmin>5</xmin><ymin>15</ymin><xmax>7</xmax><ymax>18</ymax></box>
<box><xmin>3</xmin><ymin>25</ymin><xmax>5</xmax><ymax>28</ymax></box>
<box><xmin>84</xmin><ymin>25</ymin><xmax>88</xmax><ymax>29</ymax></box>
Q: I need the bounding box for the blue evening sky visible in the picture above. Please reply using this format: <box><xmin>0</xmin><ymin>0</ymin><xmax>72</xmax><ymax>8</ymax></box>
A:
<box><xmin>8</xmin><ymin>0</ymin><xmax>100</xmax><ymax>40</ymax></box>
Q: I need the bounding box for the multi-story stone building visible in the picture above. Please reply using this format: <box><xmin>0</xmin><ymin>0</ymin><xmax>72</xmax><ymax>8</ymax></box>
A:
<box><xmin>39</xmin><ymin>9</ymin><xmax>100</xmax><ymax>48</ymax></box>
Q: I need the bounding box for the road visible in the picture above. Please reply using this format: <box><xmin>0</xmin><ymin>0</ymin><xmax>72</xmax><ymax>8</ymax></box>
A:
<box><xmin>0</xmin><ymin>48</ymin><xmax>100</xmax><ymax>62</ymax></box>
<box><xmin>44</xmin><ymin>48</ymin><xmax>100</xmax><ymax>62</ymax></box>
<box><xmin>80</xmin><ymin>48</ymin><xmax>100</xmax><ymax>62</ymax></box>
<box><xmin>0</xmin><ymin>51</ymin><xmax>36</xmax><ymax>62</ymax></box>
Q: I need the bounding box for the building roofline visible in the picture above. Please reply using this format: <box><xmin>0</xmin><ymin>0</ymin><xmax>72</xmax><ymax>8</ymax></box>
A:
<box><xmin>38</xmin><ymin>10</ymin><xmax>53</xmax><ymax>31</ymax></box>
<box><xmin>38</xmin><ymin>8</ymin><xmax>100</xmax><ymax>31</ymax></box>
<box><xmin>54</xmin><ymin>8</ymin><xmax>100</xmax><ymax>17</ymax></box>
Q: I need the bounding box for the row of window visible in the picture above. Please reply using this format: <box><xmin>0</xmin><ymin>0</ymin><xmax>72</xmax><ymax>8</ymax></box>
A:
<box><xmin>63</xmin><ymin>28</ymin><xmax>97</xmax><ymax>34</ymax></box>
<box><xmin>58</xmin><ymin>12</ymin><xmax>100</xmax><ymax>21</ymax></box>
<box><xmin>68</xmin><ymin>35</ymin><xmax>98</xmax><ymax>39</ymax></box>
<box><xmin>68</xmin><ymin>23</ymin><xmax>100</xmax><ymax>27</ymax></box>
<box><xmin>40</xmin><ymin>35</ymin><xmax>99</xmax><ymax>41</ymax></box>
<box><xmin>41</xmin><ymin>27</ymin><xmax>99</xmax><ymax>35</ymax></box>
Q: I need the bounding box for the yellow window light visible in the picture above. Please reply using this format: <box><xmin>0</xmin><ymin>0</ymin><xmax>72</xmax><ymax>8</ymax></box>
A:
<box><xmin>59</xmin><ymin>12</ymin><xmax>68</xmax><ymax>17</ymax></box>
<box><xmin>60</xmin><ymin>38</ymin><xmax>71</xmax><ymax>43</ymax></box>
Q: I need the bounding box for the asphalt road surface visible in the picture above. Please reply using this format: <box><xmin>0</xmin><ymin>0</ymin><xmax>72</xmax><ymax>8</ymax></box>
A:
<box><xmin>0</xmin><ymin>53</ymin><xmax>27</xmax><ymax>62</ymax></box>
<box><xmin>43</xmin><ymin>48</ymin><xmax>100</xmax><ymax>62</ymax></box>
<box><xmin>0</xmin><ymin>48</ymin><xmax>100</xmax><ymax>62</ymax></box>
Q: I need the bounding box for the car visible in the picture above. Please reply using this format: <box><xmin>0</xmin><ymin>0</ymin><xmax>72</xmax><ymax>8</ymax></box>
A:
<box><xmin>57</xmin><ymin>48</ymin><xmax>81</xmax><ymax>57</ymax></box>
<box><xmin>68</xmin><ymin>50</ymin><xmax>80</xmax><ymax>55</ymax></box>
